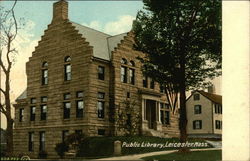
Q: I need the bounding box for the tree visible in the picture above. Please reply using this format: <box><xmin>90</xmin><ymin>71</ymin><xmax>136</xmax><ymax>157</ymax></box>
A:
<box><xmin>0</xmin><ymin>0</ymin><xmax>20</xmax><ymax>155</ymax></box>
<box><xmin>133</xmin><ymin>0</ymin><xmax>221</xmax><ymax>148</ymax></box>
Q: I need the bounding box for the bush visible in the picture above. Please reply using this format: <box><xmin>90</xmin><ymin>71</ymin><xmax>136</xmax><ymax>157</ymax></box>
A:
<box><xmin>76</xmin><ymin>136</ymin><xmax>212</xmax><ymax>158</ymax></box>
<box><xmin>55</xmin><ymin>142</ymin><xmax>69</xmax><ymax>159</ymax></box>
<box><xmin>38</xmin><ymin>150</ymin><xmax>47</xmax><ymax>159</ymax></box>
<box><xmin>0</xmin><ymin>144</ymin><xmax>7</xmax><ymax>157</ymax></box>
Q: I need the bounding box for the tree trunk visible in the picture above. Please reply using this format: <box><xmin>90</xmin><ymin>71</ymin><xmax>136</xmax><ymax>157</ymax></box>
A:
<box><xmin>178</xmin><ymin>52</ymin><xmax>189</xmax><ymax>152</ymax></box>
<box><xmin>6</xmin><ymin>117</ymin><xmax>14</xmax><ymax>156</ymax></box>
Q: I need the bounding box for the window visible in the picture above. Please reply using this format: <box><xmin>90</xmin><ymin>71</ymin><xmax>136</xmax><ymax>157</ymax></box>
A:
<box><xmin>64</xmin><ymin>93</ymin><xmax>71</xmax><ymax>100</ymax></box>
<box><xmin>215</xmin><ymin>104</ymin><xmax>222</xmax><ymax>114</ymax></box>
<box><xmin>97</xmin><ymin>101</ymin><xmax>104</xmax><ymax>118</ymax></box>
<box><xmin>76</xmin><ymin>91</ymin><xmax>83</xmax><ymax>98</ymax></box>
<box><xmin>143</xmin><ymin>76</ymin><xmax>148</xmax><ymax>88</ymax></box>
<box><xmin>30</xmin><ymin>106</ymin><xmax>36</xmax><ymax>121</ymax></box>
<box><xmin>97</xmin><ymin>92</ymin><xmax>105</xmax><ymax>99</ymax></box>
<box><xmin>31</xmin><ymin>98</ymin><xmax>36</xmax><ymax>104</ymax></box>
<box><xmin>41</xmin><ymin>105</ymin><xmax>47</xmax><ymax>120</ymax></box>
<box><xmin>121</xmin><ymin>58</ymin><xmax>127</xmax><ymax>64</ymax></box>
<box><xmin>39</xmin><ymin>131</ymin><xmax>45</xmax><ymax>151</ymax></box>
<box><xmin>98</xmin><ymin>66</ymin><xmax>105</xmax><ymax>80</ymax></box>
<box><xmin>129</xmin><ymin>61</ymin><xmax>135</xmax><ymax>66</ymax></box>
<box><xmin>165</xmin><ymin>103</ymin><xmax>170</xmax><ymax>109</ymax></box>
<box><xmin>160</xmin><ymin>84</ymin><xmax>164</xmax><ymax>93</ymax></box>
<box><xmin>41</xmin><ymin>96</ymin><xmax>47</xmax><ymax>103</ymax></box>
<box><xmin>75</xmin><ymin>130</ymin><xmax>82</xmax><ymax>135</ymax></box>
<box><xmin>121</xmin><ymin>66</ymin><xmax>127</xmax><ymax>83</ymax></box>
<box><xmin>215</xmin><ymin>120</ymin><xmax>222</xmax><ymax>129</ymax></box>
<box><xmin>28</xmin><ymin>132</ymin><xmax>34</xmax><ymax>152</ymax></box>
<box><xmin>76</xmin><ymin>100</ymin><xmax>84</xmax><ymax>118</ymax></box>
<box><xmin>19</xmin><ymin>108</ymin><xmax>24</xmax><ymax>122</ymax></box>
<box><xmin>160</xmin><ymin>103</ymin><xmax>170</xmax><ymax>125</ymax></box>
<box><xmin>62</xmin><ymin>130</ymin><xmax>69</xmax><ymax>142</ymax></box>
<box><xmin>127</xmin><ymin>92</ymin><xmax>130</xmax><ymax>98</ymax></box>
<box><xmin>64</xmin><ymin>56</ymin><xmax>71</xmax><ymax>81</ymax></box>
<box><xmin>126</xmin><ymin>114</ymin><xmax>131</xmax><ymax>127</ymax></box>
<box><xmin>129</xmin><ymin>68</ymin><xmax>135</xmax><ymax>85</ymax></box>
<box><xmin>42</xmin><ymin>62</ymin><xmax>48</xmax><ymax>85</ymax></box>
<box><xmin>193</xmin><ymin>120</ymin><xmax>202</xmax><ymax>129</ymax></box>
<box><xmin>63</xmin><ymin>102</ymin><xmax>71</xmax><ymax>119</ymax></box>
<box><xmin>193</xmin><ymin>94</ymin><xmax>200</xmax><ymax>100</ymax></box>
<box><xmin>194</xmin><ymin>105</ymin><xmax>202</xmax><ymax>114</ymax></box>
<box><xmin>98</xmin><ymin>129</ymin><xmax>105</xmax><ymax>136</ymax></box>
<box><xmin>150</xmin><ymin>79</ymin><xmax>155</xmax><ymax>89</ymax></box>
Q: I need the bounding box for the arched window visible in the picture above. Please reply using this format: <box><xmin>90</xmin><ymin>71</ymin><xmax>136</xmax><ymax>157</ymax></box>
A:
<box><xmin>129</xmin><ymin>61</ymin><xmax>135</xmax><ymax>67</ymax></box>
<box><xmin>41</xmin><ymin>61</ymin><xmax>48</xmax><ymax>85</ymax></box>
<box><xmin>64</xmin><ymin>56</ymin><xmax>71</xmax><ymax>81</ymax></box>
<box><xmin>65</xmin><ymin>56</ymin><xmax>71</xmax><ymax>62</ymax></box>
<box><xmin>121</xmin><ymin>58</ymin><xmax>127</xmax><ymax>64</ymax></box>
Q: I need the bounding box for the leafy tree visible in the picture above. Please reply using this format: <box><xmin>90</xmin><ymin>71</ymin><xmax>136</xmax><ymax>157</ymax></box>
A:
<box><xmin>133</xmin><ymin>0</ymin><xmax>221</xmax><ymax>147</ymax></box>
<box><xmin>0</xmin><ymin>0</ymin><xmax>23</xmax><ymax>155</ymax></box>
<box><xmin>55</xmin><ymin>142</ymin><xmax>69</xmax><ymax>159</ymax></box>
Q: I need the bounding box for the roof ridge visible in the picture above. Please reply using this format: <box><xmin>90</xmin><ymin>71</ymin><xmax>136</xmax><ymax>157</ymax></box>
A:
<box><xmin>70</xmin><ymin>21</ymin><xmax>111</xmax><ymax>37</ymax></box>
<box><xmin>107</xmin><ymin>32</ymin><xmax>128</xmax><ymax>38</ymax></box>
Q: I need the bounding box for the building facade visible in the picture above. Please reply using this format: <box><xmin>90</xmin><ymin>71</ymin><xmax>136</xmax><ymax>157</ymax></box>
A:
<box><xmin>186</xmin><ymin>90</ymin><xmax>222</xmax><ymax>139</ymax></box>
<box><xmin>13</xmin><ymin>0</ymin><xmax>179</xmax><ymax>158</ymax></box>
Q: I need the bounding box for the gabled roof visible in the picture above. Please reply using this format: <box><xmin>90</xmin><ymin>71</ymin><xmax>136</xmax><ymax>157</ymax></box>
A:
<box><xmin>199</xmin><ymin>91</ymin><xmax>222</xmax><ymax>105</ymax></box>
<box><xmin>71</xmin><ymin>22</ymin><xmax>128</xmax><ymax>61</ymax></box>
<box><xmin>16</xmin><ymin>89</ymin><xmax>27</xmax><ymax>101</ymax></box>
<box><xmin>71</xmin><ymin>22</ymin><xmax>111</xmax><ymax>61</ymax></box>
<box><xmin>187</xmin><ymin>90</ymin><xmax>222</xmax><ymax>105</ymax></box>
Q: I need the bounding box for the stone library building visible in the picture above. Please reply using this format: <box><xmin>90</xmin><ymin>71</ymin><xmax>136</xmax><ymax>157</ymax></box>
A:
<box><xmin>14</xmin><ymin>0</ymin><xmax>179</xmax><ymax>158</ymax></box>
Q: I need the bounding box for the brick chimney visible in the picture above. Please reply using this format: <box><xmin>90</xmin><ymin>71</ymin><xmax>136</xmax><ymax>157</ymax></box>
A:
<box><xmin>52</xmin><ymin>0</ymin><xmax>68</xmax><ymax>22</ymax></box>
<box><xmin>207</xmin><ymin>85</ymin><xmax>214</xmax><ymax>93</ymax></box>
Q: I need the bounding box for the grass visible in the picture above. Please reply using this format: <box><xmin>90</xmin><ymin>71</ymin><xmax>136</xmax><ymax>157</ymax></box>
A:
<box><xmin>141</xmin><ymin>150</ymin><xmax>222</xmax><ymax>161</ymax></box>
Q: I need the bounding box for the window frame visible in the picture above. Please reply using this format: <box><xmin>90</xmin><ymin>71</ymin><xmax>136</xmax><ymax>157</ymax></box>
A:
<box><xmin>98</xmin><ymin>66</ymin><xmax>105</xmax><ymax>80</ymax></box>
<box><xmin>28</xmin><ymin>132</ymin><xmax>34</xmax><ymax>152</ymax></box>
<box><xmin>194</xmin><ymin>105</ymin><xmax>202</xmax><ymax>114</ymax></box>
<box><xmin>19</xmin><ymin>108</ymin><xmax>24</xmax><ymax>122</ymax></box>
<box><xmin>30</xmin><ymin>106</ymin><xmax>36</xmax><ymax>121</ymax></box>
<box><xmin>76</xmin><ymin>100</ymin><xmax>84</xmax><ymax>118</ymax></box>
<box><xmin>193</xmin><ymin>94</ymin><xmax>200</xmax><ymax>100</ymax></box>
<box><xmin>40</xmin><ymin>104</ymin><xmax>47</xmax><ymax>121</ymax></box>
<box><xmin>39</xmin><ymin>131</ymin><xmax>45</xmax><ymax>151</ymax></box>
<box><xmin>193</xmin><ymin>120</ymin><xmax>202</xmax><ymax>129</ymax></box>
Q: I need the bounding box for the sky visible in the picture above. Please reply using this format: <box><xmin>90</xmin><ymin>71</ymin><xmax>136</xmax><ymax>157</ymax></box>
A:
<box><xmin>0</xmin><ymin>1</ymin><xmax>221</xmax><ymax>129</ymax></box>
<box><xmin>0</xmin><ymin>0</ymin><xmax>144</xmax><ymax>129</ymax></box>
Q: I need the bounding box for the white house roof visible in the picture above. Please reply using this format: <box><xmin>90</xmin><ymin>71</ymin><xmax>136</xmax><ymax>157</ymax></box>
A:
<box><xmin>16</xmin><ymin>89</ymin><xmax>27</xmax><ymax>101</ymax></box>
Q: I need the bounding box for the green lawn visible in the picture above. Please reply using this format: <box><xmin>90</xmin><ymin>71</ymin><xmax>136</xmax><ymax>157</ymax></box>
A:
<box><xmin>141</xmin><ymin>150</ymin><xmax>222</xmax><ymax>161</ymax></box>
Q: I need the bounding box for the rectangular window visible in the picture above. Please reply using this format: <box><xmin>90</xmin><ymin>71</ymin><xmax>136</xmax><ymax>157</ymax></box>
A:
<box><xmin>165</xmin><ymin>111</ymin><xmax>170</xmax><ymax>125</ymax></box>
<box><xmin>39</xmin><ymin>131</ymin><xmax>45</xmax><ymax>151</ymax></box>
<box><xmin>28</xmin><ymin>132</ymin><xmax>34</xmax><ymax>152</ymax></box>
<box><xmin>65</xmin><ymin>64</ymin><xmax>71</xmax><ymax>81</ymax></box>
<box><xmin>42</xmin><ymin>69</ymin><xmax>48</xmax><ymax>85</ymax></box>
<box><xmin>127</xmin><ymin>92</ymin><xmax>130</xmax><ymax>98</ymax></box>
<box><xmin>98</xmin><ymin>66</ymin><xmax>105</xmax><ymax>80</ymax></box>
<box><xmin>97</xmin><ymin>92</ymin><xmax>105</xmax><ymax>99</ymax></box>
<box><xmin>76</xmin><ymin>100</ymin><xmax>84</xmax><ymax>118</ymax></box>
<box><xmin>97</xmin><ymin>101</ymin><xmax>104</xmax><ymax>118</ymax></box>
<box><xmin>76</xmin><ymin>91</ymin><xmax>83</xmax><ymax>98</ymax></box>
<box><xmin>30</xmin><ymin>106</ymin><xmax>36</xmax><ymax>121</ymax></box>
<box><xmin>143</xmin><ymin>76</ymin><xmax>148</xmax><ymax>88</ymax></box>
<box><xmin>160</xmin><ymin>103</ymin><xmax>164</xmax><ymax>109</ymax></box>
<box><xmin>75</xmin><ymin>130</ymin><xmax>82</xmax><ymax>135</ymax></box>
<box><xmin>121</xmin><ymin>66</ymin><xmax>127</xmax><ymax>83</ymax></box>
<box><xmin>62</xmin><ymin>130</ymin><xmax>69</xmax><ymax>143</ymax></box>
<box><xmin>41</xmin><ymin>105</ymin><xmax>47</xmax><ymax>120</ymax></box>
<box><xmin>150</xmin><ymin>79</ymin><xmax>155</xmax><ymax>89</ymax></box>
<box><xmin>165</xmin><ymin>103</ymin><xmax>170</xmax><ymax>109</ymax></box>
<box><xmin>31</xmin><ymin>98</ymin><xmax>36</xmax><ymax>104</ymax></box>
<box><xmin>63</xmin><ymin>102</ymin><xmax>71</xmax><ymax>119</ymax></box>
<box><xmin>193</xmin><ymin>94</ymin><xmax>200</xmax><ymax>100</ymax></box>
<box><xmin>194</xmin><ymin>105</ymin><xmax>202</xmax><ymax>114</ymax></box>
<box><xmin>160</xmin><ymin>110</ymin><xmax>164</xmax><ymax>124</ymax></box>
<box><xmin>129</xmin><ymin>68</ymin><xmax>135</xmax><ymax>85</ymax></box>
<box><xmin>64</xmin><ymin>93</ymin><xmax>71</xmax><ymax>100</ymax></box>
<box><xmin>19</xmin><ymin>108</ymin><xmax>24</xmax><ymax>122</ymax></box>
<box><xmin>98</xmin><ymin>129</ymin><xmax>105</xmax><ymax>136</ymax></box>
<box><xmin>193</xmin><ymin>120</ymin><xmax>202</xmax><ymax>129</ymax></box>
<box><xmin>41</xmin><ymin>96</ymin><xmax>47</xmax><ymax>103</ymax></box>
<box><xmin>215</xmin><ymin>120</ymin><xmax>222</xmax><ymax>129</ymax></box>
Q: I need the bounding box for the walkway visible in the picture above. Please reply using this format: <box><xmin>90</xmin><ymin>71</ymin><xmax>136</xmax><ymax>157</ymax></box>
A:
<box><xmin>97</xmin><ymin>148</ymin><xmax>221</xmax><ymax>160</ymax></box>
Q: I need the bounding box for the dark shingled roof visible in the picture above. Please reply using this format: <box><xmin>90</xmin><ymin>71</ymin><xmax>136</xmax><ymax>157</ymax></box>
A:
<box><xmin>198</xmin><ymin>91</ymin><xmax>222</xmax><ymax>105</ymax></box>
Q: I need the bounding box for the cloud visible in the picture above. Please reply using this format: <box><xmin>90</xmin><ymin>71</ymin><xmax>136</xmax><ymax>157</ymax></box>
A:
<box><xmin>104</xmin><ymin>15</ymin><xmax>135</xmax><ymax>35</ymax></box>
<box><xmin>81</xmin><ymin>15</ymin><xmax>135</xmax><ymax>35</ymax></box>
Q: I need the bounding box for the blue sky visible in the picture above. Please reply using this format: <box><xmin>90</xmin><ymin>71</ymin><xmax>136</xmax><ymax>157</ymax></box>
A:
<box><xmin>2</xmin><ymin>1</ymin><xmax>144</xmax><ymax>38</ymax></box>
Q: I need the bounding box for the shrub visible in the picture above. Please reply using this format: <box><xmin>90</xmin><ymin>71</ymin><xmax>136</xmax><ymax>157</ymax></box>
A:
<box><xmin>55</xmin><ymin>142</ymin><xmax>69</xmax><ymax>159</ymax></box>
<box><xmin>38</xmin><ymin>150</ymin><xmax>47</xmax><ymax>159</ymax></box>
<box><xmin>0</xmin><ymin>144</ymin><xmax>7</xmax><ymax>157</ymax></box>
